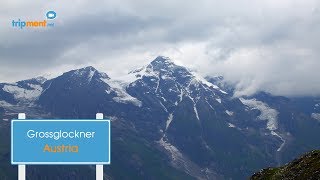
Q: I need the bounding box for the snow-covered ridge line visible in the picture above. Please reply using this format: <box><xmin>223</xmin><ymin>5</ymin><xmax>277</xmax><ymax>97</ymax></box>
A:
<box><xmin>240</xmin><ymin>98</ymin><xmax>279</xmax><ymax>131</ymax></box>
<box><xmin>125</xmin><ymin>57</ymin><xmax>227</xmax><ymax>96</ymax></box>
<box><xmin>33</xmin><ymin>76</ymin><xmax>47</xmax><ymax>84</ymax></box>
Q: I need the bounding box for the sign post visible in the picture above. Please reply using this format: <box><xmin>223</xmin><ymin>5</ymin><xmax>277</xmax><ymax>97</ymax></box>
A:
<box><xmin>18</xmin><ymin>113</ymin><xmax>26</xmax><ymax>180</ymax></box>
<box><xmin>96</xmin><ymin>113</ymin><xmax>104</xmax><ymax>180</ymax></box>
<box><xmin>11</xmin><ymin>113</ymin><xmax>110</xmax><ymax>180</ymax></box>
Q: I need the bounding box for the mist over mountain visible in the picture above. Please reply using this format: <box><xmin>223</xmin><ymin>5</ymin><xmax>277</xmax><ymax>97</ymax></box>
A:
<box><xmin>0</xmin><ymin>56</ymin><xmax>320</xmax><ymax>179</ymax></box>
<box><xmin>2</xmin><ymin>1</ymin><xmax>320</xmax><ymax>98</ymax></box>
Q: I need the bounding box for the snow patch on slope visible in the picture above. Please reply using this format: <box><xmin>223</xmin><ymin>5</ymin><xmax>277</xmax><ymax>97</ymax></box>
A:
<box><xmin>311</xmin><ymin>113</ymin><xmax>320</xmax><ymax>121</ymax></box>
<box><xmin>2</xmin><ymin>84</ymin><xmax>43</xmax><ymax>101</ymax></box>
<box><xmin>228</xmin><ymin>123</ymin><xmax>236</xmax><ymax>128</ymax></box>
<box><xmin>206</xmin><ymin>101</ymin><xmax>215</xmax><ymax>111</ymax></box>
<box><xmin>159</xmin><ymin>138</ymin><xmax>183</xmax><ymax>162</ymax></box>
<box><xmin>194</xmin><ymin>106</ymin><xmax>200</xmax><ymax>121</ymax></box>
<box><xmin>188</xmin><ymin>96</ymin><xmax>200</xmax><ymax>121</ymax></box>
<box><xmin>179</xmin><ymin>89</ymin><xmax>183</xmax><ymax>102</ymax></box>
<box><xmin>271</xmin><ymin>131</ymin><xmax>286</xmax><ymax>152</ymax></box>
<box><xmin>240</xmin><ymin>98</ymin><xmax>278</xmax><ymax>131</ymax></box>
<box><xmin>87</xmin><ymin>68</ymin><xmax>96</xmax><ymax>82</ymax></box>
<box><xmin>127</xmin><ymin>65</ymin><xmax>160</xmax><ymax>82</ymax></box>
<box><xmin>240</xmin><ymin>98</ymin><xmax>285</xmax><ymax>152</ymax></box>
<box><xmin>219</xmin><ymin>90</ymin><xmax>228</xmax><ymax>94</ymax></box>
<box><xmin>0</xmin><ymin>101</ymin><xmax>13</xmax><ymax>107</ymax></box>
<box><xmin>161</xmin><ymin>74</ymin><xmax>173</xmax><ymax>80</ymax></box>
<box><xmin>225</xmin><ymin>110</ymin><xmax>234</xmax><ymax>116</ymax></box>
<box><xmin>159</xmin><ymin>101</ymin><xmax>168</xmax><ymax>112</ymax></box>
<box><xmin>33</xmin><ymin>76</ymin><xmax>47</xmax><ymax>84</ymax></box>
<box><xmin>158</xmin><ymin>137</ymin><xmax>217</xmax><ymax>179</ymax></box>
<box><xmin>101</xmin><ymin>78</ymin><xmax>142</xmax><ymax>107</ymax></box>
<box><xmin>192</xmin><ymin>72</ymin><xmax>219</xmax><ymax>89</ymax></box>
<box><xmin>165</xmin><ymin>113</ymin><xmax>174</xmax><ymax>131</ymax></box>
<box><xmin>37</xmin><ymin>73</ymin><xmax>58</xmax><ymax>81</ymax></box>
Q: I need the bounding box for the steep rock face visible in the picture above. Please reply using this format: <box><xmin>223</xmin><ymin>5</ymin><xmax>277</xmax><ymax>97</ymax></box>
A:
<box><xmin>39</xmin><ymin>66</ymin><xmax>111</xmax><ymax>117</ymax></box>
<box><xmin>251</xmin><ymin>150</ymin><xmax>320</xmax><ymax>180</ymax></box>
<box><xmin>38</xmin><ymin>66</ymin><xmax>141</xmax><ymax>118</ymax></box>
<box><xmin>126</xmin><ymin>56</ymin><xmax>279</xmax><ymax>178</ymax></box>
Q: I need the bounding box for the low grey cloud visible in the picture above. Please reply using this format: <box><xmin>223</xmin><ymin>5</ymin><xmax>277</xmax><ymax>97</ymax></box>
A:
<box><xmin>0</xmin><ymin>0</ymin><xmax>319</xmax><ymax>97</ymax></box>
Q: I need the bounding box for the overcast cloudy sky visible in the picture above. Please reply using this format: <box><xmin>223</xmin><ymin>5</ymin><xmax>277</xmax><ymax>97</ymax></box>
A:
<box><xmin>0</xmin><ymin>0</ymin><xmax>319</xmax><ymax>96</ymax></box>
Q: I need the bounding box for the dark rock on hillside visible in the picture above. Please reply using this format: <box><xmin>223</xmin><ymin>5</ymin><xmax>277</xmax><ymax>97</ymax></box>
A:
<box><xmin>251</xmin><ymin>150</ymin><xmax>320</xmax><ymax>180</ymax></box>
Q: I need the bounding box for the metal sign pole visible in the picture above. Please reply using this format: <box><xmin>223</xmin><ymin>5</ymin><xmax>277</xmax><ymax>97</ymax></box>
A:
<box><xmin>96</xmin><ymin>113</ymin><xmax>104</xmax><ymax>180</ymax></box>
<box><xmin>18</xmin><ymin>113</ymin><xmax>26</xmax><ymax>180</ymax></box>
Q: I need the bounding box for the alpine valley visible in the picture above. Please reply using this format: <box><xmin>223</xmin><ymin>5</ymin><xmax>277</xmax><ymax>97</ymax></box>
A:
<box><xmin>0</xmin><ymin>56</ymin><xmax>319</xmax><ymax>180</ymax></box>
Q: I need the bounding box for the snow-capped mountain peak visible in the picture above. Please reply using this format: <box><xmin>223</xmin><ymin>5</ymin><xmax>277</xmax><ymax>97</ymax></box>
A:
<box><xmin>129</xmin><ymin>56</ymin><xmax>184</xmax><ymax>77</ymax></box>
<box><xmin>62</xmin><ymin>66</ymin><xmax>110</xmax><ymax>83</ymax></box>
<box><xmin>1</xmin><ymin>57</ymin><xmax>320</xmax><ymax>180</ymax></box>
<box><xmin>72</xmin><ymin>66</ymin><xmax>97</xmax><ymax>79</ymax></box>
<box><xmin>149</xmin><ymin>56</ymin><xmax>175</xmax><ymax>69</ymax></box>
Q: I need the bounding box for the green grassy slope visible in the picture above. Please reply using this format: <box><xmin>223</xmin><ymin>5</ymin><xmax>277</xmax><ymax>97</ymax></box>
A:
<box><xmin>251</xmin><ymin>150</ymin><xmax>320</xmax><ymax>180</ymax></box>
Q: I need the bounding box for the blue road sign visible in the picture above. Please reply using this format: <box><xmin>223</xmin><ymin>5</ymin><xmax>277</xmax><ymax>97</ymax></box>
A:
<box><xmin>11</xmin><ymin>119</ymin><xmax>110</xmax><ymax>165</ymax></box>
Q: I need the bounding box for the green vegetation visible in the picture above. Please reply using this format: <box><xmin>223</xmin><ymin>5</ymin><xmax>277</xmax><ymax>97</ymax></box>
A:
<box><xmin>251</xmin><ymin>150</ymin><xmax>320</xmax><ymax>180</ymax></box>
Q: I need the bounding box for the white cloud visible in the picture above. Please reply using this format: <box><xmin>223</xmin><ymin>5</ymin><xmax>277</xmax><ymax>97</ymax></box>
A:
<box><xmin>0</xmin><ymin>0</ymin><xmax>319</xmax><ymax>96</ymax></box>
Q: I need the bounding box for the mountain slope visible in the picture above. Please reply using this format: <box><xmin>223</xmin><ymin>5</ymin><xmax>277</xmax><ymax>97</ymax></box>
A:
<box><xmin>126</xmin><ymin>57</ymin><xmax>288</xmax><ymax>178</ymax></box>
<box><xmin>0</xmin><ymin>56</ymin><xmax>320</xmax><ymax>179</ymax></box>
<box><xmin>251</xmin><ymin>150</ymin><xmax>320</xmax><ymax>180</ymax></box>
<box><xmin>39</xmin><ymin>66</ymin><xmax>141</xmax><ymax>118</ymax></box>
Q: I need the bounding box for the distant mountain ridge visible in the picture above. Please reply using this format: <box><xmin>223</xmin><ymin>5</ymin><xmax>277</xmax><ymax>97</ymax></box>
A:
<box><xmin>0</xmin><ymin>56</ymin><xmax>320</xmax><ymax>179</ymax></box>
